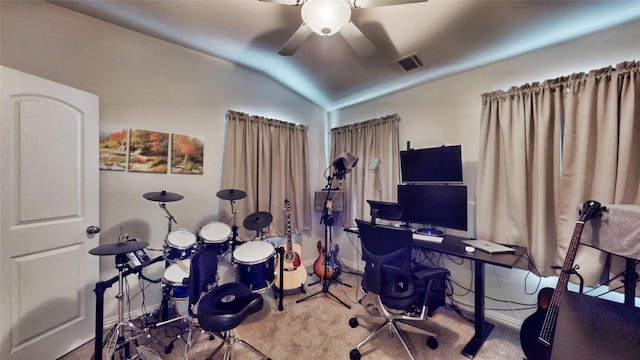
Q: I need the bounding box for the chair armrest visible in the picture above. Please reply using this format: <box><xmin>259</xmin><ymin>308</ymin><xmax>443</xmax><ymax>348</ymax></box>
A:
<box><xmin>413</xmin><ymin>268</ymin><xmax>450</xmax><ymax>281</ymax></box>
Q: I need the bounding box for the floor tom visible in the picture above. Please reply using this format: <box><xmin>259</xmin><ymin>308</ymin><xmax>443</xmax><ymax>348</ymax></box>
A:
<box><xmin>233</xmin><ymin>241</ymin><xmax>276</xmax><ymax>293</ymax></box>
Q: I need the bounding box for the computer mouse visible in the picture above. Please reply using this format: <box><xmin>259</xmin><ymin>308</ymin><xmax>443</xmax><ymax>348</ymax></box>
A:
<box><xmin>465</xmin><ymin>245</ymin><xmax>475</xmax><ymax>253</ymax></box>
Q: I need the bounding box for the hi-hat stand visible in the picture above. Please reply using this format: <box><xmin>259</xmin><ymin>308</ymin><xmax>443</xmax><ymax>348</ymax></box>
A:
<box><xmin>90</xmin><ymin>240</ymin><xmax>164</xmax><ymax>360</ymax></box>
<box><xmin>297</xmin><ymin>173</ymin><xmax>351</xmax><ymax>309</ymax></box>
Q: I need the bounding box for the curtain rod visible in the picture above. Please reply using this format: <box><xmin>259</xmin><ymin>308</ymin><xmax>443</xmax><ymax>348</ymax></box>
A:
<box><xmin>330</xmin><ymin>113</ymin><xmax>400</xmax><ymax>133</ymax></box>
<box><xmin>227</xmin><ymin>110</ymin><xmax>308</xmax><ymax>130</ymax></box>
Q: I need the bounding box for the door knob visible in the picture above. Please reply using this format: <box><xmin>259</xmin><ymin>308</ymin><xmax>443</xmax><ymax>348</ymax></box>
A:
<box><xmin>86</xmin><ymin>225</ymin><xmax>101</xmax><ymax>234</ymax></box>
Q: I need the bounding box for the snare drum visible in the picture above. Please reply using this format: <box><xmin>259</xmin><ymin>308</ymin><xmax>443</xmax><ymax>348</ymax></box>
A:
<box><xmin>163</xmin><ymin>260</ymin><xmax>191</xmax><ymax>316</ymax></box>
<box><xmin>164</xmin><ymin>229</ymin><xmax>197</xmax><ymax>262</ymax></box>
<box><xmin>198</xmin><ymin>221</ymin><xmax>231</xmax><ymax>255</ymax></box>
<box><xmin>233</xmin><ymin>241</ymin><xmax>276</xmax><ymax>293</ymax></box>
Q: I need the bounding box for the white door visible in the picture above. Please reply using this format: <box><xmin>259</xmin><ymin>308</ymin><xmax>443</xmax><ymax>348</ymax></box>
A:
<box><xmin>0</xmin><ymin>66</ymin><xmax>100</xmax><ymax>360</ymax></box>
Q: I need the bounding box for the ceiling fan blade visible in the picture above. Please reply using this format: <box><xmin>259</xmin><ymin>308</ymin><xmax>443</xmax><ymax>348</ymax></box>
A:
<box><xmin>339</xmin><ymin>21</ymin><xmax>376</xmax><ymax>57</ymax></box>
<box><xmin>259</xmin><ymin>0</ymin><xmax>304</xmax><ymax>5</ymax></box>
<box><xmin>350</xmin><ymin>0</ymin><xmax>427</xmax><ymax>8</ymax></box>
<box><xmin>279</xmin><ymin>23</ymin><xmax>313</xmax><ymax>56</ymax></box>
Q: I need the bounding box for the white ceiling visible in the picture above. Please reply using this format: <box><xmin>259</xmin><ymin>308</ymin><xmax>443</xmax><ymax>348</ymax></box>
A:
<box><xmin>51</xmin><ymin>0</ymin><xmax>640</xmax><ymax>111</ymax></box>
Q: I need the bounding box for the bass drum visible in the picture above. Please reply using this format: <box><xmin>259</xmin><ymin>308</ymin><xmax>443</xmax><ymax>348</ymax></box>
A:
<box><xmin>216</xmin><ymin>258</ymin><xmax>237</xmax><ymax>287</ymax></box>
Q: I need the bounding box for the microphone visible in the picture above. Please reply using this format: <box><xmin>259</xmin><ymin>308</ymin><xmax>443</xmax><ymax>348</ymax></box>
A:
<box><xmin>332</xmin><ymin>152</ymin><xmax>359</xmax><ymax>179</ymax></box>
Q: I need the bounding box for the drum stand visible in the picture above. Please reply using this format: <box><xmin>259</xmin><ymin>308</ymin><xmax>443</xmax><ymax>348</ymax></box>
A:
<box><xmin>100</xmin><ymin>254</ymin><xmax>164</xmax><ymax>360</ymax></box>
<box><xmin>156</xmin><ymin>204</ymin><xmax>201</xmax><ymax>353</ymax></box>
<box><xmin>228</xmin><ymin>199</ymin><xmax>240</xmax><ymax>255</ymax></box>
<box><xmin>159</xmin><ymin>202</ymin><xmax>177</xmax><ymax>234</ymax></box>
<box><xmin>158</xmin><ymin>201</ymin><xmax>179</xmax><ymax>322</ymax></box>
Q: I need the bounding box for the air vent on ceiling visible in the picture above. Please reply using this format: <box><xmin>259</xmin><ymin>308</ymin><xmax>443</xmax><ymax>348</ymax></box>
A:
<box><xmin>391</xmin><ymin>53</ymin><xmax>425</xmax><ymax>73</ymax></box>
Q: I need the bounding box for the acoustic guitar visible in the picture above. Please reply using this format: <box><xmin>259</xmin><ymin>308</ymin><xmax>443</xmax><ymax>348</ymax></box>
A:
<box><xmin>274</xmin><ymin>199</ymin><xmax>307</xmax><ymax>290</ymax></box>
<box><xmin>520</xmin><ymin>200</ymin><xmax>605</xmax><ymax>360</ymax></box>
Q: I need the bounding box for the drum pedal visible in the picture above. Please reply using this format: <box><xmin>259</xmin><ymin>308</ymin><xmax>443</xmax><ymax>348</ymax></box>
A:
<box><xmin>139</xmin><ymin>312</ymin><xmax>158</xmax><ymax>328</ymax></box>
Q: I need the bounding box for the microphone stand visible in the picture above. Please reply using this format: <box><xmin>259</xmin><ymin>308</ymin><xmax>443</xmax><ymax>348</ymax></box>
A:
<box><xmin>296</xmin><ymin>173</ymin><xmax>351</xmax><ymax>309</ymax></box>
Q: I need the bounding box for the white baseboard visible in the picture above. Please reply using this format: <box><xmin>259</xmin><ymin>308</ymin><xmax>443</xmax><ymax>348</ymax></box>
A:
<box><xmin>338</xmin><ymin>258</ymin><xmax>524</xmax><ymax>331</ymax></box>
<box><xmin>101</xmin><ymin>304</ymin><xmax>162</xmax><ymax>330</ymax></box>
<box><xmin>451</xmin><ymin>299</ymin><xmax>523</xmax><ymax>331</ymax></box>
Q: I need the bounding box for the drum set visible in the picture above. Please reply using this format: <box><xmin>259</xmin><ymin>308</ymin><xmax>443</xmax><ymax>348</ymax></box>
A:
<box><xmin>143</xmin><ymin>189</ymin><xmax>280</xmax><ymax>322</ymax></box>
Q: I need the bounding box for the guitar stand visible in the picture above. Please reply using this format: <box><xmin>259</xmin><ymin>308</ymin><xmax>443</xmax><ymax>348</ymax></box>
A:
<box><xmin>296</xmin><ymin>221</ymin><xmax>351</xmax><ymax>309</ymax></box>
<box><xmin>307</xmin><ymin>275</ymin><xmax>352</xmax><ymax>288</ymax></box>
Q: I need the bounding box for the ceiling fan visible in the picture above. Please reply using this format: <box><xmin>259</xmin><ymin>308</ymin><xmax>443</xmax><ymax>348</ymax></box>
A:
<box><xmin>261</xmin><ymin>0</ymin><xmax>428</xmax><ymax>57</ymax></box>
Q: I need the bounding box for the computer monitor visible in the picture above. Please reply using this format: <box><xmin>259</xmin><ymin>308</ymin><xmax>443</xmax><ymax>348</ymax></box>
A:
<box><xmin>400</xmin><ymin>145</ymin><xmax>463</xmax><ymax>183</ymax></box>
<box><xmin>397</xmin><ymin>184</ymin><xmax>468</xmax><ymax>232</ymax></box>
<box><xmin>367</xmin><ymin>200</ymin><xmax>403</xmax><ymax>225</ymax></box>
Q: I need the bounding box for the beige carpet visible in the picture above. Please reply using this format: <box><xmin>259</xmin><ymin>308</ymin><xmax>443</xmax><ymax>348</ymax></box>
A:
<box><xmin>60</xmin><ymin>272</ymin><xmax>525</xmax><ymax>360</ymax></box>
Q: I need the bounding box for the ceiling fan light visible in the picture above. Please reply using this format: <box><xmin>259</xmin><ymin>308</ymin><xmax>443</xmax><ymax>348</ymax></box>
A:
<box><xmin>301</xmin><ymin>0</ymin><xmax>351</xmax><ymax>37</ymax></box>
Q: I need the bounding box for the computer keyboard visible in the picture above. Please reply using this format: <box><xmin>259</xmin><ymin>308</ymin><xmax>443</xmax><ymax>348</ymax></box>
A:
<box><xmin>412</xmin><ymin>233</ymin><xmax>444</xmax><ymax>243</ymax></box>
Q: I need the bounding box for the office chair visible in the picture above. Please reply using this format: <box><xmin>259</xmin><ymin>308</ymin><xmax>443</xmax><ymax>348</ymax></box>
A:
<box><xmin>349</xmin><ymin>219</ymin><xmax>450</xmax><ymax>360</ymax></box>
<box><xmin>189</xmin><ymin>247</ymin><xmax>270</xmax><ymax>360</ymax></box>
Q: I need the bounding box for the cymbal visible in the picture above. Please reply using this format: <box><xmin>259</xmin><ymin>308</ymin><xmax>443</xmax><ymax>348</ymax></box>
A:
<box><xmin>143</xmin><ymin>190</ymin><xmax>184</xmax><ymax>202</ymax></box>
<box><xmin>216</xmin><ymin>189</ymin><xmax>247</xmax><ymax>201</ymax></box>
<box><xmin>243</xmin><ymin>211</ymin><xmax>273</xmax><ymax>230</ymax></box>
<box><xmin>89</xmin><ymin>240</ymin><xmax>149</xmax><ymax>256</ymax></box>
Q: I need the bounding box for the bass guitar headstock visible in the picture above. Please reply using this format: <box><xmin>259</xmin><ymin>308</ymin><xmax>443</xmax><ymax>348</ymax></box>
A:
<box><xmin>578</xmin><ymin>200</ymin><xmax>607</xmax><ymax>223</ymax></box>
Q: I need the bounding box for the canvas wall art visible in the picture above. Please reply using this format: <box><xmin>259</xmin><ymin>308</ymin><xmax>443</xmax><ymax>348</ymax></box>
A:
<box><xmin>171</xmin><ymin>134</ymin><xmax>204</xmax><ymax>174</ymax></box>
<box><xmin>99</xmin><ymin>125</ymin><xmax>128</xmax><ymax>171</ymax></box>
<box><xmin>128</xmin><ymin>128</ymin><xmax>169</xmax><ymax>173</ymax></box>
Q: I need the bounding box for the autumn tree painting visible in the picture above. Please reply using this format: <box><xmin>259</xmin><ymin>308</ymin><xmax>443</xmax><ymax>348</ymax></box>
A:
<box><xmin>171</xmin><ymin>134</ymin><xmax>204</xmax><ymax>174</ymax></box>
<box><xmin>128</xmin><ymin>129</ymin><xmax>169</xmax><ymax>173</ymax></box>
<box><xmin>99</xmin><ymin>127</ymin><xmax>128</xmax><ymax>171</ymax></box>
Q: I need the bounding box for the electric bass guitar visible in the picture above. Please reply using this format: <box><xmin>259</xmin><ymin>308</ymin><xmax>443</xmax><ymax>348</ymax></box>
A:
<box><xmin>520</xmin><ymin>200</ymin><xmax>605</xmax><ymax>360</ymax></box>
<box><xmin>313</xmin><ymin>239</ymin><xmax>342</xmax><ymax>280</ymax></box>
<box><xmin>274</xmin><ymin>199</ymin><xmax>307</xmax><ymax>291</ymax></box>
<box><xmin>313</xmin><ymin>198</ymin><xmax>342</xmax><ymax>280</ymax></box>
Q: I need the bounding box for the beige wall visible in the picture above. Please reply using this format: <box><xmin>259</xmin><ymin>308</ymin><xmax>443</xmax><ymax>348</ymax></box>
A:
<box><xmin>1</xmin><ymin>1</ymin><xmax>327</xmax><ymax>320</ymax></box>
<box><xmin>3</xmin><ymin>0</ymin><xmax>640</xmax><ymax>328</ymax></box>
<box><xmin>331</xmin><ymin>19</ymin><xmax>640</xmax><ymax>326</ymax></box>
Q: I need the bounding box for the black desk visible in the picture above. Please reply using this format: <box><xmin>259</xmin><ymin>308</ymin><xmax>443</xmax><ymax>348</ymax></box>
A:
<box><xmin>345</xmin><ymin>227</ymin><xmax>527</xmax><ymax>359</ymax></box>
<box><xmin>550</xmin><ymin>290</ymin><xmax>640</xmax><ymax>360</ymax></box>
<box><xmin>411</xmin><ymin>234</ymin><xmax>527</xmax><ymax>358</ymax></box>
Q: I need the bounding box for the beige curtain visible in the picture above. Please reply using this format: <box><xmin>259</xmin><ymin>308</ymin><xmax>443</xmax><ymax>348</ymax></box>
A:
<box><xmin>477</xmin><ymin>82</ymin><xmax>563</xmax><ymax>275</ymax></box>
<box><xmin>478</xmin><ymin>61</ymin><xmax>640</xmax><ymax>287</ymax></box>
<box><xmin>559</xmin><ymin>62</ymin><xmax>640</xmax><ymax>287</ymax></box>
<box><xmin>220</xmin><ymin>110</ymin><xmax>311</xmax><ymax>241</ymax></box>
<box><xmin>330</xmin><ymin>114</ymin><xmax>400</xmax><ymax>228</ymax></box>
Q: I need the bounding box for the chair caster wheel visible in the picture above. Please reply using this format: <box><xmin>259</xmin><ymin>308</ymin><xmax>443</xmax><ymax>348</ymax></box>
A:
<box><xmin>427</xmin><ymin>336</ymin><xmax>438</xmax><ymax>349</ymax></box>
<box><xmin>350</xmin><ymin>349</ymin><xmax>361</xmax><ymax>360</ymax></box>
<box><xmin>349</xmin><ymin>317</ymin><xmax>359</xmax><ymax>328</ymax></box>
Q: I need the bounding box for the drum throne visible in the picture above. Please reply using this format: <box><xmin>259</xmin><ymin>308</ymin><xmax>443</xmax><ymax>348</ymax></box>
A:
<box><xmin>189</xmin><ymin>247</ymin><xmax>270</xmax><ymax>359</ymax></box>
